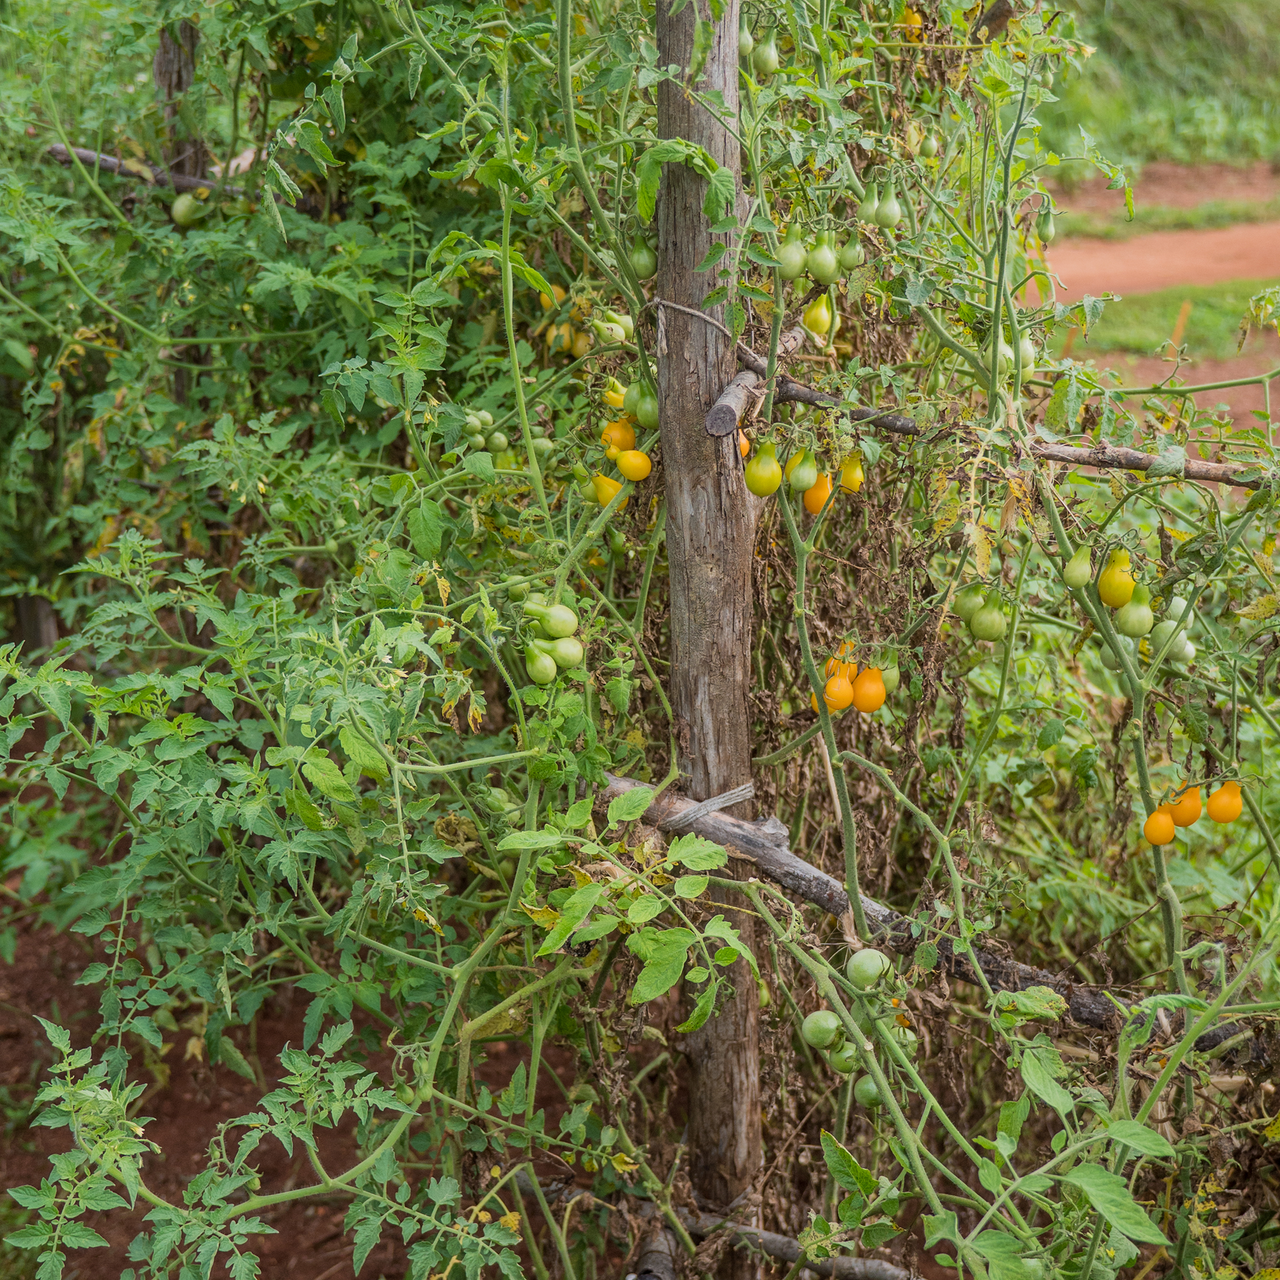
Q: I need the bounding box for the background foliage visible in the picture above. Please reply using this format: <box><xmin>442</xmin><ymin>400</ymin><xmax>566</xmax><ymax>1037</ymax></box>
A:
<box><xmin>3</xmin><ymin>1</ymin><xmax>1280</xmax><ymax>1280</ymax></box>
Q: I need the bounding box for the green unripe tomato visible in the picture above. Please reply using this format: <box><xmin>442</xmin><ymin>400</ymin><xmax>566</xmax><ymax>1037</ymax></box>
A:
<box><xmin>847</xmin><ymin>948</ymin><xmax>891</xmax><ymax>989</ymax></box>
<box><xmin>530</xmin><ymin>436</ymin><xmax>556</xmax><ymax>458</ymax></box>
<box><xmin>880</xmin><ymin>665</ymin><xmax>900</xmax><ymax>696</ymax></box>
<box><xmin>486</xmin><ymin>431</ymin><xmax>509</xmax><ymax>453</ymax></box>
<box><xmin>801</xmin><ymin>1009</ymin><xmax>843</xmax><ymax>1049</ymax></box>
<box><xmin>738</xmin><ymin>18</ymin><xmax>754</xmax><ymax>57</ymax></box>
<box><xmin>1062</xmin><ymin>545</ymin><xmax>1091</xmax><ymax>589</ymax></box>
<box><xmin>541</xmin><ymin>636</ymin><xmax>584</xmax><ymax>669</ymax></box>
<box><xmin>920</xmin><ymin>134</ymin><xmax>939</xmax><ymax>158</ymax></box>
<box><xmin>467</xmin><ymin>432</ymin><xmax>488</xmax><ymax>450</ymax></box>
<box><xmin>969</xmin><ymin>595</ymin><xmax>1008</xmax><ymax>642</ymax></box>
<box><xmin>828</xmin><ymin>1042</ymin><xmax>857</xmax><ymax>1074</ymax></box>
<box><xmin>395</xmin><ymin>1080</ymin><xmax>416</xmax><ymax>1105</ymax></box>
<box><xmin>890</xmin><ymin>1024</ymin><xmax>919</xmax><ymax>1059</ymax></box>
<box><xmin>752</xmin><ymin>32</ymin><xmax>780</xmax><ymax>76</ymax></box>
<box><xmin>525</xmin><ymin>646</ymin><xmax>558</xmax><ymax>685</ymax></box>
<box><xmin>1036</xmin><ymin>209</ymin><xmax>1056</xmax><ymax>246</ymax></box>
<box><xmin>245</xmin><ymin>1173</ymin><xmax>262</xmax><ymax>1190</ymax></box>
<box><xmin>953</xmin><ymin>583</ymin><xmax>986</xmax><ymax>623</ymax></box>
<box><xmin>630</xmin><ymin>241</ymin><xmax>657</xmax><ymax>281</ymax></box>
<box><xmin>171</xmin><ymin>192</ymin><xmax>206</xmax><ymax>227</ymax></box>
<box><xmin>635</xmin><ymin>389</ymin><xmax>659</xmax><ymax>431</ymax></box>
<box><xmin>853</xmin><ymin>1074</ymin><xmax>882</xmax><ymax>1108</ymax></box>
<box><xmin>323</xmin><ymin>538</ymin><xmax>339</xmax><ymax>555</ymax></box>
<box><xmin>528</xmin><ymin>603</ymin><xmax>578</xmax><ymax>638</ymax></box>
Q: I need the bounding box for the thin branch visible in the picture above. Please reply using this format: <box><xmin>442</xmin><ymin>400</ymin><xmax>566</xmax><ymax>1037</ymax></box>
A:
<box><xmin>46</xmin><ymin>143</ymin><xmax>241</xmax><ymax>195</ymax></box>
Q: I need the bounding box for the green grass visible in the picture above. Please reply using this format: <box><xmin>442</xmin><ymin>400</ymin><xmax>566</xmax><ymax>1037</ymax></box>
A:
<box><xmin>1044</xmin><ymin>0</ymin><xmax>1280</xmax><ymax>168</ymax></box>
<box><xmin>1047</xmin><ymin>278</ymin><xmax>1280</xmax><ymax>361</ymax></box>
<box><xmin>1057</xmin><ymin>197</ymin><xmax>1280</xmax><ymax>242</ymax></box>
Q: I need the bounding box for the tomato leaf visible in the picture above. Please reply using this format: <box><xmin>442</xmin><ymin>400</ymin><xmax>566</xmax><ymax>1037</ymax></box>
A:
<box><xmin>820</xmin><ymin>1131</ymin><xmax>877</xmax><ymax>1195</ymax></box>
<box><xmin>537</xmin><ymin>882</ymin><xmax>602</xmax><ymax>955</ymax></box>
<box><xmin>1062</xmin><ymin>1165</ymin><xmax>1169</xmax><ymax>1246</ymax></box>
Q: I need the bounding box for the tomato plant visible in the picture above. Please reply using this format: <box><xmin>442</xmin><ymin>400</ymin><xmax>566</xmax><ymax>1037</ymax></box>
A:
<box><xmin>3</xmin><ymin>2</ymin><xmax>1280</xmax><ymax>1280</ymax></box>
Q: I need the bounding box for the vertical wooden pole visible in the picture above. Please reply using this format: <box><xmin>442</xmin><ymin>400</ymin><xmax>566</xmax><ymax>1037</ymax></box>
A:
<box><xmin>655</xmin><ymin>3</ymin><xmax>762</xmax><ymax>1274</ymax></box>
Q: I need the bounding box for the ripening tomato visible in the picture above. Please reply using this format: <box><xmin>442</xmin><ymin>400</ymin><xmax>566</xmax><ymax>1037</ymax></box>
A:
<box><xmin>539</xmin><ymin>284</ymin><xmax>567</xmax><ymax>311</ymax></box>
<box><xmin>851</xmin><ymin>667</ymin><xmax>886</xmax><ymax>714</ymax></box>
<box><xmin>803</xmin><ymin>473</ymin><xmax>833</xmax><ymax>514</ymax></box>
<box><xmin>839</xmin><ymin>456</ymin><xmax>864</xmax><ymax>493</ymax></box>
<box><xmin>745</xmin><ymin>442</ymin><xmax>783</xmax><ymax>496</ymax></box>
<box><xmin>592</xmin><ymin>474</ymin><xmax>626</xmax><ymax>507</ymax></box>
<box><xmin>1097</xmin><ymin>550</ymin><xmax>1135</xmax><ymax>609</ymax></box>
<box><xmin>1168</xmin><ymin>786</ymin><xmax>1202</xmax><ymax>827</ymax></box>
<box><xmin>615</xmin><ymin>449</ymin><xmax>652</xmax><ymax>481</ymax></box>
<box><xmin>604</xmin><ymin>379</ymin><xmax>627</xmax><ymax>409</ymax></box>
<box><xmin>602</xmin><ymin>420</ymin><xmax>636</xmax><ymax>456</ymax></box>
<box><xmin>1206</xmin><ymin>781</ymin><xmax>1243</xmax><ymax>824</ymax></box>
<box><xmin>823</xmin><ymin>673</ymin><xmax>854</xmax><ymax>710</ymax></box>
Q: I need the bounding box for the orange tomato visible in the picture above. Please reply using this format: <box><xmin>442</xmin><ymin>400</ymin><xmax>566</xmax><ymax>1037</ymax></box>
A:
<box><xmin>1206</xmin><ymin>780</ymin><xmax>1242</xmax><ymax>824</ymax></box>
<box><xmin>601</xmin><ymin>420</ymin><xmax>636</xmax><ymax>456</ymax></box>
<box><xmin>851</xmin><ymin>667</ymin><xmax>885</xmax><ymax>714</ymax></box>
<box><xmin>803</xmin><ymin>473</ymin><xmax>834</xmax><ymax>515</ymax></box>
<box><xmin>1143</xmin><ymin>807</ymin><xmax>1175</xmax><ymax>846</ymax></box>
<box><xmin>824</xmin><ymin>674</ymin><xmax>854</xmax><ymax>710</ymax></box>
<box><xmin>1168</xmin><ymin>785</ymin><xmax>1201</xmax><ymax>827</ymax></box>
<box><xmin>738</xmin><ymin>429</ymin><xmax>750</xmax><ymax>458</ymax></box>
<box><xmin>825</xmin><ymin>655</ymin><xmax>856</xmax><ymax>681</ymax></box>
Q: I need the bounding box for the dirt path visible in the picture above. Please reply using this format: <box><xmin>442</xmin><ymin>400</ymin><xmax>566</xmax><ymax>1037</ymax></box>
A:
<box><xmin>1049</xmin><ymin>160</ymin><xmax>1280</xmax><ymax>215</ymax></box>
<box><xmin>1046</xmin><ymin>221</ymin><xmax>1280</xmax><ymax>306</ymax></box>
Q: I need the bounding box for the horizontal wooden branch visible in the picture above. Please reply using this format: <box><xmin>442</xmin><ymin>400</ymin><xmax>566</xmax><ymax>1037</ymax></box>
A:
<box><xmin>598</xmin><ymin>775</ymin><xmax>1248</xmax><ymax>1054</ymax></box>
<box><xmin>682</xmin><ymin>1212</ymin><xmax>909</xmax><ymax>1280</ymax></box>
<box><xmin>718</xmin><ymin>340</ymin><xmax>1268</xmax><ymax>489</ymax></box>
<box><xmin>46</xmin><ymin>144</ymin><xmax>242</xmax><ymax>195</ymax></box>
<box><xmin>632</xmin><ymin>1209</ymin><xmax>908</xmax><ymax>1280</ymax></box>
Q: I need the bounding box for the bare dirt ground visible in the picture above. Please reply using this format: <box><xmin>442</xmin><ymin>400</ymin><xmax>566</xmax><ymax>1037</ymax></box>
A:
<box><xmin>1038</xmin><ymin>164</ymin><xmax>1280</xmax><ymax>419</ymax></box>
<box><xmin>1055</xmin><ymin>332</ymin><xmax>1280</xmax><ymax>425</ymax></box>
<box><xmin>1046</xmin><ymin>222</ymin><xmax>1280</xmax><ymax>306</ymax></box>
<box><xmin>1048</xmin><ymin>160</ymin><xmax>1280</xmax><ymax>214</ymax></box>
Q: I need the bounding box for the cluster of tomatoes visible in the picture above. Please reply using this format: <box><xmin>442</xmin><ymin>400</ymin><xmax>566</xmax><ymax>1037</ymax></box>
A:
<box><xmin>574</xmin><ymin>375</ymin><xmax>657</xmax><ymax>507</ymax></box>
<box><xmin>800</xmin><ymin>947</ymin><xmax>914</xmax><ymax>1107</ymax></box>
<box><xmin>1143</xmin><ymin>781</ymin><xmax>1243</xmax><ymax>847</ymax></box>
<box><xmin>814</xmin><ymin>641</ymin><xmax>898</xmax><ymax>716</ymax></box>
<box><xmin>507</xmin><ymin>587</ymin><xmax>584</xmax><ymax>685</ymax></box>
<box><xmin>743</xmin><ymin>441</ymin><xmax>864</xmax><ymax>507</ymax></box>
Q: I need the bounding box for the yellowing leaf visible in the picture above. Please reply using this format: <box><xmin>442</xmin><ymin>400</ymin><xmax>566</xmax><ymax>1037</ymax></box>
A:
<box><xmin>521</xmin><ymin>901</ymin><xmax>560</xmax><ymax>929</ymax></box>
<box><xmin>1236</xmin><ymin>594</ymin><xmax>1278</xmax><ymax>621</ymax></box>
<box><xmin>966</xmin><ymin>521</ymin><xmax>993</xmax><ymax>578</ymax></box>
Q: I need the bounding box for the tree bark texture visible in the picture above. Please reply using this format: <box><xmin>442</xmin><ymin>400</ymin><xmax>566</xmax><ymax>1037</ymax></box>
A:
<box><xmin>655</xmin><ymin>3</ymin><xmax>761</xmax><ymax>1273</ymax></box>
<box><xmin>153</xmin><ymin>22</ymin><xmax>209</xmax><ymax>180</ymax></box>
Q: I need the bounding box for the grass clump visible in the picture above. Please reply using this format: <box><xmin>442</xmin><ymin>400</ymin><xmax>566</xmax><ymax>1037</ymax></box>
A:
<box><xmin>1048</xmin><ymin>278</ymin><xmax>1280</xmax><ymax>361</ymax></box>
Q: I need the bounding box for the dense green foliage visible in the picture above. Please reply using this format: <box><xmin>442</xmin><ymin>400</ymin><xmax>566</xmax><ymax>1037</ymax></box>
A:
<box><xmin>3</xmin><ymin>2</ymin><xmax>1280</xmax><ymax>1280</ymax></box>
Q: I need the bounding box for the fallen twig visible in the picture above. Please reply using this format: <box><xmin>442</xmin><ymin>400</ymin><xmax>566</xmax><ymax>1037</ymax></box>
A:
<box><xmin>46</xmin><ymin>143</ymin><xmax>240</xmax><ymax>195</ymax></box>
